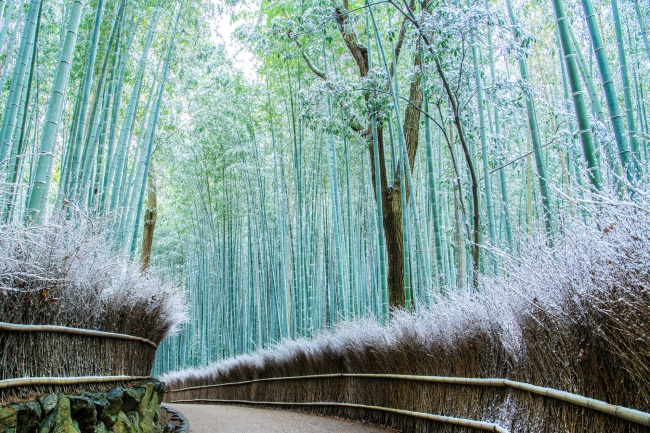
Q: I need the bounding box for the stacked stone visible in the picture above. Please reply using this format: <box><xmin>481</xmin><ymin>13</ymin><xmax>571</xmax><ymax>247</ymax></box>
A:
<box><xmin>0</xmin><ymin>381</ymin><xmax>165</xmax><ymax>433</ymax></box>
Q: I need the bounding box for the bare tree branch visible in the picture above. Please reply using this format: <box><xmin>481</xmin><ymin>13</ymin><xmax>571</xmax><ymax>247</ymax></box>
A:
<box><xmin>292</xmin><ymin>37</ymin><xmax>328</xmax><ymax>80</ymax></box>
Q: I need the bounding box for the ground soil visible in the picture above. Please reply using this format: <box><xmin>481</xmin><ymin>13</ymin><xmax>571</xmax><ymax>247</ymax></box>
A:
<box><xmin>166</xmin><ymin>403</ymin><xmax>400</xmax><ymax>433</ymax></box>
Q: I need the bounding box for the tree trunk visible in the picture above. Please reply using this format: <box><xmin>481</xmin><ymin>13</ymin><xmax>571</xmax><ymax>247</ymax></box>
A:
<box><xmin>141</xmin><ymin>172</ymin><xmax>156</xmax><ymax>272</ymax></box>
<box><xmin>329</xmin><ymin>3</ymin><xmax>421</xmax><ymax>309</ymax></box>
<box><xmin>382</xmin><ymin>187</ymin><xmax>404</xmax><ymax>307</ymax></box>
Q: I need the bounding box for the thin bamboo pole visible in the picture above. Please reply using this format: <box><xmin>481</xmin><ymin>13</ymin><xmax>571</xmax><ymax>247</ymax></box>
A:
<box><xmin>0</xmin><ymin>322</ymin><xmax>157</xmax><ymax>347</ymax></box>
<box><xmin>0</xmin><ymin>376</ymin><xmax>151</xmax><ymax>390</ymax></box>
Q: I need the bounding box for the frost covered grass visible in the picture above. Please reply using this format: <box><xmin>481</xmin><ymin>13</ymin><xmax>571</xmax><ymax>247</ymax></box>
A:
<box><xmin>162</xmin><ymin>188</ymin><xmax>650</xmax><ymax>432</ymax></box>
<box><xmin>0</xmin><ymin>213</ymin><xmax>187</xmax><ymax>343</ymax></box>
<box><xmin>0</xmin><ymin>213</ymin><xmax>188</xmax><ymax>399</ymax></box>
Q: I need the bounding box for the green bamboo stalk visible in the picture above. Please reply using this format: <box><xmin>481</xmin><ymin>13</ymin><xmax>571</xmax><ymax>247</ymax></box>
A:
<box><xmin>58</xmin><ymin>92</ymin><xmax>81</xmax><ymax>203</ymax></box>
<box><xmin>568</xmin><ymin>25</ymin><xmax>605</xmax><ymax>124</ymax></box>
<box><xmin>130</xmin><ymin>4</ymin><xmax>182</xmax><ymax>254</ymax></box>
<box><xmin>553</xmin><ymin>0</ymin><xmax>601</xmax><ymax>190</ymax></box>
<box><xmin>365</xmin><ymin>9</ymin><xmax>388</xmax><ymax>318</ymax></box>
<box><xmin>0</xmin><ymin>1</ymin><xmax>22</xmax><ymax>95</ymax></box>
<box><xmin>612</xmin><ymin>0</ymin><xmax>641</xmax><ymax>177</ymax></box>
<box><xmin>0</xmin><ymin>0</ymin><xmax>40</xmax><ymax>164</ymax></box>
<box><xmin>26</xmin><ymin>0</ymin><xmax>85</xmax><ymax>221</ymax></box>
<box><xmin>506</xmin><ymin>0</ymin><xmax>554</xmax><ymax>232</ymax></box>
<box><xmin>78</xmin><ymin>89</ymin><xmax>105</xmax><ymax>204</ymax></box>
<box><xmin>108</xmin><ymin>9</ymin><xmax>158</xmax><ymax>213</ymax></box>
<box><xmin>630</xmin><ymin>33</ymin><xmax>649</xmax><ymax>163</ymax></box>
<box><xmin>67</xmin><ymin>0</ymin><xmax>105</xmax><ymax>200</ymax></box>
<box><xmin>79</xmin><ymin>0</ymin><xmax>124</xmax><ymax>201</ymax></box>
<box><xmin>3</xmin><ymin>2</ymin><xmax>40</xmax><ymax>219</ymax></box>
<box><xmin>321</xmin><ymin>36</ymin><xmax>348</xmax><ymax>319</ymax></box>
<box><xmin>422</xmin><ymin>76</ymin><xmax>445</xmax><ymax>292</ymax></box>
<box><xmin>579</xmin><ymin>0</ymin><xmax>632</xmax><ymax>182</ymax></box>
<box><xmin>342</xmin><ymin>131</ymin><xmax>358</xmax><ymax>316</ymax></box>
<box><xmin>0</xmin><ymin>1</ymin><xmax>14</xmax><ymax>51</ymax></box>
<box><xmin>98</xmin><ymin>44</ymin><xmax>127</xmax><ymax>210</ymax></box>
<box><xmin>276</xmin><ymin>69</ymin><xmax>294</xmax><ymax>338</ymax></box>
<box><xmin>469</xmin><ymin>12</ymin><xmax>496</xmax><ymax>269</ymax></box>
<box><xmin>438</xmin><ymin>130</ymin><xmax>454</xmax><ymax>288</ymax></box>
<box><xmin>100</xmin><ymin>14</ymin><xmax>141</xmax><ymax>212</ymax></box>
<box><xmin>486</xmin><ymin>0</ymin><xmax>513</xmax><ymax>250</ymax></box>
<box><xmin>633</xmin><ymin>0</ymin><xmax>650</xmax><ymax>62</ymax></box>
<box><xmin>88</xmin><ymin>69</ymin><xmax>115</xmax><ymax>207</ymax></box>
<box><xmin>119</xmin><ymin>79</ymin><xmax>157</xmax><ymax>240</ymax></box>
<box><xmin>274</xmin><ymin>135</ymin><xmax>293</xmax><ymax>333</ymax></box>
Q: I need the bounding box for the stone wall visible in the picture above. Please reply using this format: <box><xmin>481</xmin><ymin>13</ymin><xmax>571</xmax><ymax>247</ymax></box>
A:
<box><xmin>0</xmin><ymin>381</ymin><xmax>165</xmax><ymax>433</ymax></box>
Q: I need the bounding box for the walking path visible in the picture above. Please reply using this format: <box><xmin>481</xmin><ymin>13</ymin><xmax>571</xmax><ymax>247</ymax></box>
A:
<box><xmin>166</xmin><ymin>403</ymin><xmax>394</xmax><ymax>433</ymax></box>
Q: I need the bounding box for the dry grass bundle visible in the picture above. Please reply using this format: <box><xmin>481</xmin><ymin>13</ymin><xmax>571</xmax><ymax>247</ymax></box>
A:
<box><xmin>162</xmin><ymin>189</ymin><xmax>650</xmax><ymax>432</ymax></box>
<box><xmin>0</xmin><ymin>213</ymin><xmax>187</xmax><ymax>400</ymax></box>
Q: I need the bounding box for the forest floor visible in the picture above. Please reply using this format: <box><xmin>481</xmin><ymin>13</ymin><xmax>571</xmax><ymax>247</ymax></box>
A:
<box><xmin>166</xmin><ymin>403</ymin><xmax>398</xmax><ymax>432</ymax></box>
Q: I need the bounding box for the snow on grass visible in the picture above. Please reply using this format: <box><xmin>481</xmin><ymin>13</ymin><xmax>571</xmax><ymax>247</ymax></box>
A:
<box><xmin>0</xmin><ymin>213</ymin><xmax>187</xmax><ymax>343</ymax></box>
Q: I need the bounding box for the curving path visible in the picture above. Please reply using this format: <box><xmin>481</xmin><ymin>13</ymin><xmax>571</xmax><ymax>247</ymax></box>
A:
<box><xmin>166</xmin><ymin>403</ymin><xmax>395</xmax><ymax>433</ymax></box>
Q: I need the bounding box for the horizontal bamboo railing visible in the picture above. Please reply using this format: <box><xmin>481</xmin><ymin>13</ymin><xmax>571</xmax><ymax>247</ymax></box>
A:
<box><xmin>165</xmin><ymin>373</ymin><xmax>650</xmax><ymax>428</ymax></box>
<box><xmin>0</xmin><ymin>321</ymin><xmax>157</xmax><ymax>348</ymax></box>
<box><xmin>0</xmin><ymin>375</ymin><xmax>152</xmax><ymax>390</ymax></box>
<box><xmin>170</xmin><ymin>398</ymin><xmax>510</xmax><ymax>433</ymax></box>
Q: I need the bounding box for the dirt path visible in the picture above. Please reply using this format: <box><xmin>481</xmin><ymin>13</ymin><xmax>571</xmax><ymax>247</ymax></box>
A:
<box><xmin>166</xmin><ymin>403</ymin><xmax>394</xmax><ymax>433</ymax></box>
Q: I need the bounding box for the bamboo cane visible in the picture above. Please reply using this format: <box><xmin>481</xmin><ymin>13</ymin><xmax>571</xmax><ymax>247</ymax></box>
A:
<box><xmin>0</xmin><ymin>375</ymin><xmax>151</xmax><ymax>390</ymax></box>
<box><xmin>0</xmin><ymin>322</ymin><xmax>157</xmax><ymax>348</ymax></box>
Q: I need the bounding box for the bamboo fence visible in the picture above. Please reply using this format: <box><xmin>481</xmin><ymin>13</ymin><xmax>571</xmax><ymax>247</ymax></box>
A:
<box><xmin>0</xmin><ymin>322</ymin><xmax>158</xmax><ymax>400</ymax></box>
<box><xmin>164</xmin><ymin>373</ymin><xmax>650</xmax><ymax>432</ymax></box>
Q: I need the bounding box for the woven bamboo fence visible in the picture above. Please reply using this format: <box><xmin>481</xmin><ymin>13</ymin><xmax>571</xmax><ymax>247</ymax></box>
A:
<box><xmin>162</xmin><ymin>293</ymin><xmax>650</xmax><ymax>433</ymax></box>
<box><xmin>165</xmin><ymin>373</ymin><xmax>650</xmax><ymax>433</ymax></box>
<box><xmin>0</xmin><ymin>322</ymin><xmax>157</xmax><ymax>401</ymax></box>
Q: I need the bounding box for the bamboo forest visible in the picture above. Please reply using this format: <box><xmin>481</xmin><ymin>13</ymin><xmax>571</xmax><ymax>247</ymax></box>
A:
<box><xmin>1</xmin><ymin>0</ymin><xmax>650</xmax><ymax>431</ymax></box>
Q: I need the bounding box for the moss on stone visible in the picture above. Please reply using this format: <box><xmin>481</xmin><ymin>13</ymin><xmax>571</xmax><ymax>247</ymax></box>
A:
<box><xmin>1</xmin><ymin>382</ymin><xmax>164</xmax><ymax>433</ymax></box>
<box><xmin>112</xmin><ymin>411</ymin><xmax>135</xmax><ymax>433</ymax></box>
<box><xmin>0</xmin><ymin>405</ymin><xmax>17</xmax><ymax>433</ymax></box>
